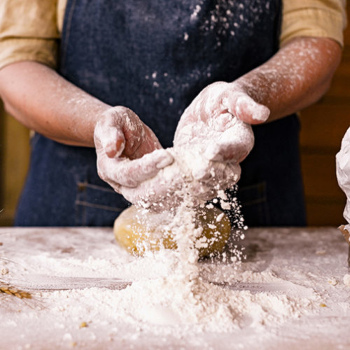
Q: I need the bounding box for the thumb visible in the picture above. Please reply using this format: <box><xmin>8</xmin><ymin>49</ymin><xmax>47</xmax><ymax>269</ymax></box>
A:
<box><xmin>94</xmin><ymin>120</ymin><xmax>126</xmax><ymax>158</ymax></box>
<box><xmin>229</xmin><ymin>94</ymin><xmax>270</xmax><ymax>125</ymax></box>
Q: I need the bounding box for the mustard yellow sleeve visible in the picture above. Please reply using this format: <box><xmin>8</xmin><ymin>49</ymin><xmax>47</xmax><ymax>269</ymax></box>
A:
<box><xmin>0</xmin><ymin>0</ymin><xmax>60</xmax><ymax>70</ymax></box>
<box><xmin>281</xmin><ymin>0</ymin><xmax>347</xmax><ymax>47</ymax></box>
<box><xmin>57</xmin><ymin>0</ymin><xmax>67</xmax><ymax>34</ymax></box>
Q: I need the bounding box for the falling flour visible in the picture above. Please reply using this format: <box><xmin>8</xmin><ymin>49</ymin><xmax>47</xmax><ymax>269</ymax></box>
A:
<box><xmin>97</xmin><ymin>185</ymin><xmax>315</xmax><ymax>334</ymax></box>
<box><xmin>1</xmin><ymin>145</ymin><xmax>318</xmax><ymax>341</ymax></box>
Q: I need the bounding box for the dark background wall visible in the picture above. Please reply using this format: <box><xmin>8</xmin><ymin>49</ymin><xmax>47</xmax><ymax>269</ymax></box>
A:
<box><xmin>299</xmin><ymin>3</ymin><xmax>350</xmax><ymax>226</ymax></box>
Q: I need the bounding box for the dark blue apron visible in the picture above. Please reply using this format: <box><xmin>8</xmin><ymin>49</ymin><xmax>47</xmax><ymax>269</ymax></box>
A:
<box><xmin>15</xmin><ymin>0</ymin><xmax>306</xmax><ymax>227</ymax></box>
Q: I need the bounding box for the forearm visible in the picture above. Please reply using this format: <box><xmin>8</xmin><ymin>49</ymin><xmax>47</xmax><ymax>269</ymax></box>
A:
<box><xmin>0</xmin><ymin>61</ymin><xmax>110</xmax><ymax>147</ymax></box>
<box><xmin>234</xmin><ymin>37</ymin><xmax>342</xmax><ymax>122</ymax></box>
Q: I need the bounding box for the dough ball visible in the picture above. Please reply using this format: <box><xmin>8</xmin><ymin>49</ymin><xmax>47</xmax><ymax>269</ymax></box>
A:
<box><xmin>114</xmin><ymin>205</ymin><xmax>231</xmax><ymax>258</ymax></box>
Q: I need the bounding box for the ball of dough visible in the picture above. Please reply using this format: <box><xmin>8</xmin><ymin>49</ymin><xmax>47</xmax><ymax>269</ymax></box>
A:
<box><xmin>114</xmin><ymin>205</ymin><xmax>231</xmax><ymax>258</ymax></box>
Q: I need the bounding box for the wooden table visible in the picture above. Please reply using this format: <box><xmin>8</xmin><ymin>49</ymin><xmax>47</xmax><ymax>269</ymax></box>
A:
<box><xmin>0</xmin><ymin>227</ymin><xmax>349</xmax><ymax>349</ymax></box>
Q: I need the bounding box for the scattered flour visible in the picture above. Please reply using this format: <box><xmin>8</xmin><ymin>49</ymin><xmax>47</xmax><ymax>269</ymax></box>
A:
<box><xmin>0</xmin><ymin>126</ymin><xmax>319</xmax><ymax>346</ymax></box>
<box><xmin>94</xmin><ymin>185</ymin><xmax>315</xmax><ymax>333</ymax></box>
<box><xmin>46</xmin><ymin>272</ymin><xmax>311</xmax><ymax>336</ymax></box>
<box><xmin>190</xmin><ymin>4</ymin><xmax>202</xmax><ymax>21</ymax></box>
<box><xmin>0</xmin><ymin>191</ymin><xmax>317</xmax><ymax>338</ymax></box>
<box><xmin>4</xmin><ymin>226</ymin><xmax>347</xmax><ymax>349</ymax></box>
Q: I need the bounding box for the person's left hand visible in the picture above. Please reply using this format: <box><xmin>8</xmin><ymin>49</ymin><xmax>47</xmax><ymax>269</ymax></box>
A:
<box><xmin>175</xmin><ymin>81</ymin><xmax>269</xmax><ymax>160</ymax></box>
<box><xmin>172</xmin><ymin>81</ymin><xmax>266</xmax><ymax>199</ymax></box>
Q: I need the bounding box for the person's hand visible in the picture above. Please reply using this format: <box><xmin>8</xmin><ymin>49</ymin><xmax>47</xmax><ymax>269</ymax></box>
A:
<box><xmin>175</xmin><ymin>81</ymin><xmax>269</xmax><ymax>162</ymax></box>
<box><xmin>124</xmin><ymin>82</ymin><xmax>264</xmax><ymax>211</ymax></box>
<box><xmin>117</xmin><ymin>147</ymin><xmax>242</xmax><ymax>211</ymax></box>
<box><xmin>94</xmin><ymin>106</ymin><xmax>173</xmax><ymax>197</ymax></box>
<box><xmin>169</xmin><ymin>81</ymin><xmax>265</xmax><ymax>201</ymax></box>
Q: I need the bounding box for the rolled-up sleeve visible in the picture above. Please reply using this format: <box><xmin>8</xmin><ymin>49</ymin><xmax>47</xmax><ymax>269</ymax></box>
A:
<box><xmin>281</xmin><ymin>0</ymin><xmax>347</xmax><ymax>47</ymax></box>
<box><xmin>0</xmin><ymin>0</ymin><xmax>59</xmax><ymax>70</ymax></box>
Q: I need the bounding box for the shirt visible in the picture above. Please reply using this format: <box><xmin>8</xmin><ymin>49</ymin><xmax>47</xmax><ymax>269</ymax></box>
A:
<box><xmin>0</xmin><ymin>0</ymin><xmax>347</xmax><ymax>70</ymax></box>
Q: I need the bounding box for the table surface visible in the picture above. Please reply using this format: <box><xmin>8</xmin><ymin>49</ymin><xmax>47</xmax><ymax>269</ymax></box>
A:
<box><xmin>0</xmin><ymin>227</ymin><xmax>349</xmax><ymax>350</ymax></box>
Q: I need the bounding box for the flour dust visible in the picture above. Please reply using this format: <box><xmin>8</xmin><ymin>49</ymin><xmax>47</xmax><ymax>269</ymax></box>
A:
<box><xmin>110</xmin><ymin>185</ymin><xmax>314</xmax><ymax>334</ymax></box>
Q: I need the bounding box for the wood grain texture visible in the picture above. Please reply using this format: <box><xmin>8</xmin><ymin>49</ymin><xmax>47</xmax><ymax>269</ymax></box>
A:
<box><xmin>0</xmin><ymin>106</ymin><xmax>30</xmax><ymax>226</ymax></box>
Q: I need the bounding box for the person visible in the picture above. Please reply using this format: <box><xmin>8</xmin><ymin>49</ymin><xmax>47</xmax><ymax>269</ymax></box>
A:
<box><xmin>337</xmin><ymin>127</ymin><xmax>350</xmax><ymax>233</ymax></box>
<box><xmin>0</xmin><ymin>0</ymin><xmax>346</xmax><ymax>227</ymax></box>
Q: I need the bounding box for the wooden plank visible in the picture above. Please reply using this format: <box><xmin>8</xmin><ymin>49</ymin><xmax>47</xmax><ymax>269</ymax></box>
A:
<box><xmin>0</xmin><ymin>111</ymin><xmax>30</xmax><ymax>226</ymax></box>
<box><xmin>306</xmin><ymin>201</ymin><xmax>345</xmax><ymax>226</ymax></box>
<box><xmin>301</xmin><ymin>153</ymin><xmax>345</xmax><ymax>198</ymax></box>
<box><xmin>299</xmin><ymin>105</ymin><xmax>350</xmax><ymax>150</ymax></box>
<box><xmin>325</xmin><ymin>52</ymin><xmax>350</xmax><ymax>99</ymax></box>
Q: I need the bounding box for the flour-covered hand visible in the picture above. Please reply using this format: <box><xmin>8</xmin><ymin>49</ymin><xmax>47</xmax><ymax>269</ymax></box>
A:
<box><xmin>118</xmin><ymin>147</ymin><xmax>242</xmax><ymax>211</ymax></box>
<box><xmin>177</xmin><ymin>81</ymin><xmax>270</xmax><ymax>128</ymax></box>
<box><xmin>94</xmin><ymin>106</ymin><xmax>174</xmax><ymax>195</ymax></box>
<box><xmin>175</xmin><ymin>81</ymin><xmax>268</xmax><ymax>164</ymax></box>
<box><xmin>172</xmin><ymin>82</ymin><xmax>261</xmax><ymax>199</ymax></box>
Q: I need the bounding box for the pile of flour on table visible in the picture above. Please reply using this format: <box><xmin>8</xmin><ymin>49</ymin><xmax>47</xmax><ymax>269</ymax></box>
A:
<box><xmin>1</xmin><ymin>167</ymin><xmax>318</xmax><ymax>339</ymax></box>
<box><xmin>107</xmin><ymin>195</ymin><xmax>314</xmax><ymax>333</ymax></box>
<box><xmin>0</xmin><ymin>204</ymin><xmax>319</xmax><ymax>344</ymax></box>
<box><xmin>41</xmin><ymin>190</ymin><xmax>315</xmax><ymax>335</ymax></box>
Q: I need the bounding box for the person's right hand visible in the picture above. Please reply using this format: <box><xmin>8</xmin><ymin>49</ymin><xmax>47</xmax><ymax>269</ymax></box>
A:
<box><xmin>94</xmin><ymin>106</ymin><xmax>174</xmax><ymax>197</ymax></box>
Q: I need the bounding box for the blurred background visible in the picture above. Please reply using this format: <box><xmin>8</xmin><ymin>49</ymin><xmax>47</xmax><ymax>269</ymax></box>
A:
<box><xmin>0</xmin><ymin>4</ymin><xmax>349</xmax><ymax>227</ymax></box>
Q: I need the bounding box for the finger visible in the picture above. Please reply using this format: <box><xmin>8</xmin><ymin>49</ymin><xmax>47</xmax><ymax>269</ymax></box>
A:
<box><xmin>119</xmin><ymin>174</ymin><xmax>178</xmax><ymax>209</ymax></box>
<box><xmin>131</xmin><ymin>125</ymin><xmax>163</xmax><ymax>159</ymax></box>
<box><xmin>119</xmin><ymin>182</ymin><xmax>169</xmax><ymax>208</ymax></box>
<box><xmin>204</xmin><ymin>122</ymin><xmax>254</xmax><ymax>162</ymax></box>
<box><xmin>195</xmin><ymin>82</ymin><xmax>229</xmax><ymax>121</ymax></box>
<box><xmin>233</xmin><ymin>94</ymin><xmax>270</xmax><ymax>125</ymax></box>
<box><xmin>118</xmin><ymin>159</ymin><xmax>187</xmax><ymax>208</ymax></box>
<box><xmin>212</xmin><ymin>113</ymin><xmax>236</xmax><ymax>132</ymax></box>
<box><xmin>94</xmin><ymin>119</ymin><xmax>126</xmax><ymax>158</ymax></box>
<box><xmin>113</xmin><ymin>149</ymin><xmax>174</xmax><ymax>188</ymax></box>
